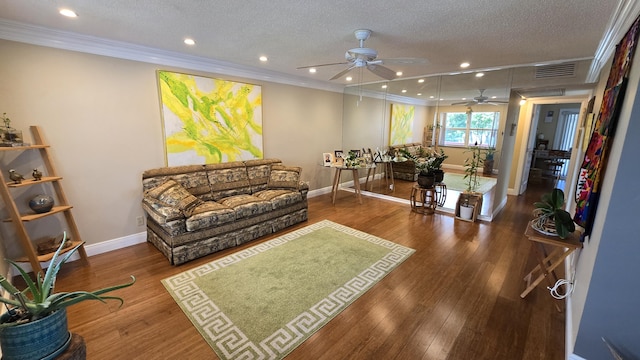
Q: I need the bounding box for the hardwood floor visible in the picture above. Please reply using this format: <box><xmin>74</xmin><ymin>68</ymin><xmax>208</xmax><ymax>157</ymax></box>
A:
<box><xmin>54</xmin><ymin>180</ymin><xmax>565</xmax><ymax>359</ymax></box>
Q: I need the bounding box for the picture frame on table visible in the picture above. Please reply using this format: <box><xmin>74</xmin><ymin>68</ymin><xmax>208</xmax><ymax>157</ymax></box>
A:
<box><xmin>334</xmin><ymin>150</ymin><xmax>344</xmax><ymax>166</ymax></box>
<box><xmin>322</xmin><ymin>152</ymin><xmax>333</xmax><ymax>167</ymax></box>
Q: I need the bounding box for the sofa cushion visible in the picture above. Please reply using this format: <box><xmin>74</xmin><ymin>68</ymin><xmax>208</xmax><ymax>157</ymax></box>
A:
<box><xmin>267</xmin><ymin>165</ymin><xmax>301</xmax><ymax>190</ymax></box>
<box><xmin>218</xmin><ymin>194</ymin><xmax>272</xmax><ymax>219</ymax></box>
<box><xmin>145</xmin><ymin>180</ymin><xmax>202</xmax><ymax>217</ymax></box>
<box><xmin>185</xmin><ymin>201</ymin><xmax>236</xmax><ymax>232</ymax></box>
<box><xmin>204</xmin><ymin>162</ymin><xmax>252</xmax><ymax>201</ymax></box>
<box><xmin>142</xmin><ymin>165</ymin><xmax>210</xmax><ymax>198</ymax></box>
<box><xmin>253</xmin><ymin>189</ymin><xmax>303</xmax><ymax>210</ymax></box>
<box><xmin>245</xmin><ymin>159</ymin><xmax>282</xmax><ymax>193</ymax></box>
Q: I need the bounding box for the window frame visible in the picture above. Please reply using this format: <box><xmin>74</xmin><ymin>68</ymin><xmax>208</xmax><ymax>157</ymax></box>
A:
<box><xmin>439</xmin><ymin>111</ymin><xmax>500</xmax><ymax>148</ymax></box>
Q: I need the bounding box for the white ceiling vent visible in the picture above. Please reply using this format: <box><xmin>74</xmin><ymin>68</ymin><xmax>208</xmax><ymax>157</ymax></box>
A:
<box><xmin>517</xmin><ymin>88</ymin><xmax>566</xmax><ymax>98</ymax></box>
<box><xmin>534</xmin><ymin>63</ymin><xmax>576</xmax><ymax>79</ymax></box>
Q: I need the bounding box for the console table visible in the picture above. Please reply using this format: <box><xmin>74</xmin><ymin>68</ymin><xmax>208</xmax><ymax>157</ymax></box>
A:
<box><xmin>520</xmin><ymin>221</ymin><xmax>582</xmax><ymax>311</ymax></box>
<box><xmin>330</xmin><ymin>165</ymin><xmax>373</xmax><ymax>204</ymax></box>
<box><xmin>365</xmin><ymin>160</ymin><xmax>395</xmax><ymax>191</ymax></box>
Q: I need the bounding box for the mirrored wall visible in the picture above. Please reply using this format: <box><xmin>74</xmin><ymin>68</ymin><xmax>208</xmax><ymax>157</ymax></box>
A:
<box><xmin>341</xmin><ymin>60</ymin><xmax>594</xmax><ymax>219</ymax></box>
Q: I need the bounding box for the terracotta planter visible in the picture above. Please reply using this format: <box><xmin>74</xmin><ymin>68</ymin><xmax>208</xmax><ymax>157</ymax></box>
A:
<box><xmin>0</xmin><ymin>309</ymin><xmax>71</xmax><ymax>360</ymax></box>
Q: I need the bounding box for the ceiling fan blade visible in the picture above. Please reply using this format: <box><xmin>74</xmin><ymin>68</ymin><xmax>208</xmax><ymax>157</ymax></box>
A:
<box><xmin>330</xmin><ymin>65</ymin><xmax>357</xmax><ymax>80</ymax></box>
<box><xmin>451</xmin><ymin>101</ymin><xmax>475</xmax><ymax>106</ymax></box>
<box><xmin>297</xmin><ymin>62</ymin><xmax>348</xmax><ymax>69</ymax></box>
<box><xmin>367</xmin><ymin>64</ymin><xmax>396</xmax><ymax>80</ymax></box>
<box><xmin>379</xmin><ymin>57</ymin><xmax>429</xmax><ymax>65</ymax></box>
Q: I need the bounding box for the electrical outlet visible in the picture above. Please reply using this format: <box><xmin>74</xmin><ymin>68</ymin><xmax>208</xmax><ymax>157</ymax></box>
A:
<box><xmin>136</xmin><ymin>216</ymin><xmax>144</xmax><ymax>226</ymax></box>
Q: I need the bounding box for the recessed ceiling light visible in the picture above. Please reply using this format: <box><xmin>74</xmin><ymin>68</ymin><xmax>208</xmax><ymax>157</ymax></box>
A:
<box><xmin>462</xmin><ymin>98</ymin><xmax>467</xmax><ymax>100</ymax></box>
<box><xmin>401</xmin><ymin>89</ymin><xmax>407</xmax><ymax>93</ymax></box>
<box><xmin>519</xmin><ymin>99</ymin><xmax>527</xmax><ymax>105</ymax></box>
<box><xmin>491</xmin><ymin>96</ymin><xmax>497</xmax><ymax>99</ymax></box>
<box><xmin>381</xmin><ymin>85</ymin><xmax>387</xmax><ymax>89</ymax></box>
<box><xmin>184</xmin><ymin>38</ymin><xmax>195</xmax><ymax>45</ymax></box>
<box><xmin>346</xmin><ymin>76</ymin><xmax>353</xmax><ymax>81</ymax></box>
<box><xmin>418</xmin><ymin>79</ymin><xmax>425</xmax><ymax>83</ymax></box>
<box><xmin>475</xmin><ymin>72</ymin><xmax>485</xmax><ymax>77</ymax></box>
<box><xmin>396</xmin><ymin>71</ymin><xmax>403</xmax><ymax>76</ymax></box>
<box><xmin>417</xmin><ymin>93</ymin><xmax>422</xmax><ymax>96</ymax></box>
<box><xmin>460</xmin><ymin>62</ymin><xmax>470</xmax><ymax>68</ymax></box>
<box><xmin>309</xmin><ymin>68</ymin><xmax>316</xmax><ymax>73</ymax></box>
<box><xmin>59</xmin><ymin>9</ymin><xmax>78</xmax><ymax>18</ymax></box>
<box><xmin>429</xmin><ymin>96</ymin><xmax>435</xmax><ymax>99</ymax></box>
<box><xmin>259</xmin><ymin>56</ymin><xmax>268</xmax><ymax>62</ymax></box>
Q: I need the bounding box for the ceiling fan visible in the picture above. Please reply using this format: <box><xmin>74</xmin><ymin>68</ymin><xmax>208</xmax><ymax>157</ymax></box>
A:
<box><xmin>297</xmin><ymin>29</ymin><xmax>428</xmax><ymax>81</ymax></box>
<box><xmin>451</xmin><ymin>89</ymin><xmax>509</xmax><ymax>106</ymax></box>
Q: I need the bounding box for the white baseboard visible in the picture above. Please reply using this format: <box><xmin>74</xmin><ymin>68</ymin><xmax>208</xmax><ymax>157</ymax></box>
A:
<box><xmin>9</xmin><ymin>231</ymin><xmax>147</xmax><ymax>275</ymax></box>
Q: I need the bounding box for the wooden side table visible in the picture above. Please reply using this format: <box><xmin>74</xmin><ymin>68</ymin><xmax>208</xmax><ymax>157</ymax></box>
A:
<box><xmin>520</xmin><ymin>221</ymin><xmax>582</xmax><ymax>311</ymax></box>
<box><xmin>410</xmin><ymin>184</ymin><xmax>436</xmax><ymax>214</ymax></box>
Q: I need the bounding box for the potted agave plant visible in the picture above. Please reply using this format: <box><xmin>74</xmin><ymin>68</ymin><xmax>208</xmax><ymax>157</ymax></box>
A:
<box><xmin>0</xmin><ymin>234</ymin><xmax>135</xmax><ymax>360</ymax></box>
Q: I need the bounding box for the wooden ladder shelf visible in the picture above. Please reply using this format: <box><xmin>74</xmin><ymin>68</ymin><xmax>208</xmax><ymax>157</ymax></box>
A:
<box><xmin>0</xmin><ymin>126</ymin><xmax>88</xmax><ymax>275</ymax></box>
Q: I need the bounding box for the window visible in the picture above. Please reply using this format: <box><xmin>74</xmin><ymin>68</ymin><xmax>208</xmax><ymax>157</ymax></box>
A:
<box><xmin>440</xmin><ymin>111</ymin><xmax>500</xmax><ymax>147</ymax></box>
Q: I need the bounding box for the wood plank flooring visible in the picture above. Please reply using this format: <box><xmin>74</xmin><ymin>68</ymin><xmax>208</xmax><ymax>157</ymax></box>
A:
<box><xmin>53</xmin><ymin>180</ymin><xmax>565</xmax><ymax>359</ymax></box>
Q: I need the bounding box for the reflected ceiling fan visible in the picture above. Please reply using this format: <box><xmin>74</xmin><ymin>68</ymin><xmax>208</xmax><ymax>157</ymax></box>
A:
<box><xmin>451</xmin><ymin>89</ymin><xmax>509</xmax><ymax>106</ymax></box>
<box><xmin>297</xmin><ymin>29</ymin><xmax>428</xmax><ymax>81</ymax></box>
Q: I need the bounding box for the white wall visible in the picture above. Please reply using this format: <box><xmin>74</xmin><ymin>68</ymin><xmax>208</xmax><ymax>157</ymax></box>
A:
<box><xmin>0</xmin><ymin>39</ymin><xmax>343</xmax><ymax>265</ymax></box>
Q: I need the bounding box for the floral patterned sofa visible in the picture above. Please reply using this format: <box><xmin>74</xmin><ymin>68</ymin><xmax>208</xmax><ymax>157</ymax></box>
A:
<box><xmin>388</xmin><ymin>143</ymin><xmax>424</xmax><ymax>181</ymax></box>
<box><xmin>142</xmin><ymin>159</ymin><xmax>308</xmax><ymax>265</ymax></box>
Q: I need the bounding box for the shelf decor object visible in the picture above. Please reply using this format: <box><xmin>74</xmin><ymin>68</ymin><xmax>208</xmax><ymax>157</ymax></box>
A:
<box><xmin>0</xmin><ymin>126</ymin><xmax>88</xmax><ymax>275</ymax></box>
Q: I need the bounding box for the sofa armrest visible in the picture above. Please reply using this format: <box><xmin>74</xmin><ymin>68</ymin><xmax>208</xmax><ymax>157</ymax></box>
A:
<box><xmin>298</xmin><ymin>181</ymin><xmax>309</xmax><ymax>199</ymax></box>
<box><xmin>142</xmin><ymin>196</ymin><xmax>185</xmax><ymax>225</ymax></box>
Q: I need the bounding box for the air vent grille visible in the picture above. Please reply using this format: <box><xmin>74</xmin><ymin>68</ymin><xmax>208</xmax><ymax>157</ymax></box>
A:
<box><xmin>534</xmin><ymin>63</ymin><xmax>576</xmax><ymax>79</ymax></box>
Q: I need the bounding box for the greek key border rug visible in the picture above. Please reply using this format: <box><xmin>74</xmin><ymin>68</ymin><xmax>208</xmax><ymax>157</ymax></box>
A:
<box><xmin>162</xmin><ymin>220</ymin><xmax>415</xmax><ymax>360</ymax></box>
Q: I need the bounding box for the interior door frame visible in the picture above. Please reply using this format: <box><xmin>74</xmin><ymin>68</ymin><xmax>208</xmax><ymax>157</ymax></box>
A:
<box><xmin>513</xmin><ymin>96</ymin><xmax>590</xmax><ymax>196</ymax></box>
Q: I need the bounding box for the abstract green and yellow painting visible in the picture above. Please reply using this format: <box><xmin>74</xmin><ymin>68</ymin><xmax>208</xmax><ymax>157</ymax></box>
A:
<box><xmin>158</xmin><ymin>71</ymin><xmax>263</xmax><ymax>165</ymax></box>
<box><xmin>389</xmin><ymin>104</ymin><xmax>414</xmax><ymax>145</ymax></box>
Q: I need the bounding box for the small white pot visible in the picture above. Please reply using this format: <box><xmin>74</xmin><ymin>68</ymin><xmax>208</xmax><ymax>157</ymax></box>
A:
<box><xmin>460</xmin><ymin>205</ymin><xmax>474</xmax><ymax>220</ymax></box>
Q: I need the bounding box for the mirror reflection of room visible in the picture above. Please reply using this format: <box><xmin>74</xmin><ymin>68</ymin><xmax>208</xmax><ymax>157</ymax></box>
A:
<box><xmin>528</xmin><ymin>104</ymin><xmax>580</xmax><ymax>187</ymax></box>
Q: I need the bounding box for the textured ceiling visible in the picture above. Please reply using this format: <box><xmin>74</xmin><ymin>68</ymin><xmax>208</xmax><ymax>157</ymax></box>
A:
<box><xmin>0</xmin><ymin>0</ymin><xmax>621</xmax><ymax>85</ymax></box>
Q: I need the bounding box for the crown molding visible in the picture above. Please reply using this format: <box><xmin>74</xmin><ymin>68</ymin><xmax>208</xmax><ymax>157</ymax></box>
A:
<box><xmin>587</xmin><ymin>0</ymin><xmax>640</xmax><ymax>83</ymax></box>
<box><xmin>0</xmin><ymin>19</ymin><xmax>344</xmax><ymax>94</ymax></box>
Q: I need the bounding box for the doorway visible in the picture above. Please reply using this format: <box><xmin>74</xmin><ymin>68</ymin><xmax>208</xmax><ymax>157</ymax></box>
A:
<box><xmin>515</xmin><ymin>98</ymin><xmax>588</xmax><ymax>197</ymax></box>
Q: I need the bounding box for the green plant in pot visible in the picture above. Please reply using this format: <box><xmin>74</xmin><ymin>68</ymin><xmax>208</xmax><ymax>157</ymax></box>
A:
<box><xmin>0</xmin><ymin>234</ymin><xmax>135</xmax><ymax>360</ymax></box>
<box><xmin>400</xmin><ymin>147</ymin><xmax>447</xmax><ymax>187</ymax></box>
<box><xmin>463</xmin><ymin>144</ymin><xmax>484</xmax><ymax>193</ymax></box>
<box><xmin>482</xmin><ymin>147</ymin><xmax>497</xmax><ymax>176</ymax></box>
<box><xmin>533</xmin><ymin>188</ymin><xmax>576</xmax><ymax>239</ymax></box>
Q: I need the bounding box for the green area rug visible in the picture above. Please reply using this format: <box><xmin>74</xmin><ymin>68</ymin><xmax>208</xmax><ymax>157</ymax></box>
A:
<box><xmin>162</xmin><ymin>220</ymin><xmax>415</xmax><ymax>360</ymax></box>
<box><xmin>443</xmin><ymin>172</ymin><xmax>497</xmax><ymax>194</ymax></box>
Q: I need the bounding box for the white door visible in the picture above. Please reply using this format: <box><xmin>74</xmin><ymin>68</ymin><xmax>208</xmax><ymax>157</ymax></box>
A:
<box><xmin>519</xmin><ymin>105</ymin><xmax>540</xmax><ymax>194</ymax></box>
